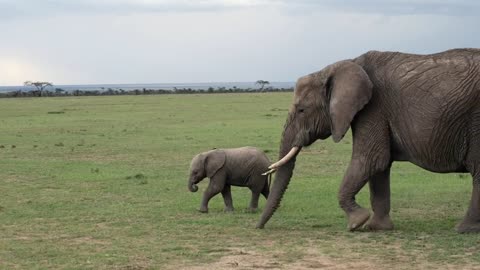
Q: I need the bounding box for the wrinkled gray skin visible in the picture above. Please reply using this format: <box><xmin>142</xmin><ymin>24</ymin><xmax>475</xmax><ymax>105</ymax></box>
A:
<box><xmin>257</xmin><ymin>48</ymin><xmax>480</xmax><ymax>233</ymax></box>
<box><xmin>188</xmin><ymin>147</ymin><xmax>271</xmax><ymax>213</ymax></box>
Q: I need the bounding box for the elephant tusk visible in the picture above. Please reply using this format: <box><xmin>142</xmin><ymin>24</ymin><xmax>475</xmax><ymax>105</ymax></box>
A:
<box><xmin>268</xmin><ymin>146</ymin><xmax>300</xmax><ymax>170</ymax></box>
<box><xmin>261</xmin><ymin>168</ymin><xmax>276</xmax><ymax>176</ymax></box>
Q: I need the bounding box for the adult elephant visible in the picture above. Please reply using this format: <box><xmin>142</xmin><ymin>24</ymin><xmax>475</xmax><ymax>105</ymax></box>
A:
<box><xmin>257</xmin><ymin>48</ymin><xmax>480</xmax><ymax>233</ymax></box>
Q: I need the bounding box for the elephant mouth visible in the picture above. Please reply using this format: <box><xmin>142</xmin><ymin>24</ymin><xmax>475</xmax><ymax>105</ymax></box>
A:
<box><xmin>190</xmin><ymin>179</ymin><xmax>199</xmax><ymax>185</ymax></box>
<box><xmin>291</xmin><ymin>129</ymin><xmax>316</xmax><ymax>148</ymax></box>
<box><xmin>303</xmin><ymin>129</ymin><xmax>319</xmax><ymax>146</ymax></box>
<box><xmin>263</xmin><ymin>146</ymin><xmax>301</xmax><ymax>175</ymax></box>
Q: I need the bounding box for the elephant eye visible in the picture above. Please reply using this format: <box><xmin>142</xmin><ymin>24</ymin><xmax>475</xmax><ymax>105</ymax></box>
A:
<box><xmin>298</xmin><ymin>108</ymin><xmax>305</xmax><ymax>113</ymax></box>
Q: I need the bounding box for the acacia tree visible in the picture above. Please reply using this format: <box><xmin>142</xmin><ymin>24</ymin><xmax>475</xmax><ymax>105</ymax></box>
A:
<box><xmin>24</xmin><ymin>81</ymin><xmax>53</xmax><ymax>97</ymax></box>
<box><xmin>255</xmin><ymin>80</ymin><xmax>270</xmax><ymax>91</ymax></box>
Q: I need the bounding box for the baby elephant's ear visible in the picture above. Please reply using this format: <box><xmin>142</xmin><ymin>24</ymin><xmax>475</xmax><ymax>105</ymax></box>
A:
<box><xmin>205</xmin><ymin>150</ymin><xmax>226</xmax><ymax>178</ymax></box>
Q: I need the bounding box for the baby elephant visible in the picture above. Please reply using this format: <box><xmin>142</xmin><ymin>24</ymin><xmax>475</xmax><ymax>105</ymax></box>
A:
<box><xmin>188</xmin><ymin>147</ymin><xmax>271</xmax><ymax>213</ymax></box>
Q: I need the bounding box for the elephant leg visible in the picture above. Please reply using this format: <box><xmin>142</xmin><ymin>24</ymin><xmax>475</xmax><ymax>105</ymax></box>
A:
<box><xmin>365</xmin><ymin>166</ymin><xmax>394</xmax><ymax>231</ymax></box>
<box><xmin>221</xmin><ymin>184</ymin><xmax>234</xmax><ymax>212</ymax></box>
<box><xmin>456</xmin><ymin>173</ymin><xmax>480</xmax><ymax>233</ymax></box>
<box><xmin>248</xmin><ymin>190</ymin><xmax>261</xmax><ymax>212</ymax></box>
<box><xmin>261</xmin><ymin>181</ymin><xmax>269</xmax><ymax>199</ymax></box>
<box><xmin>199</xmin><ymin>178</ymin><xmax>224</xmax><ymax>213</ymax></box>
<box><xmin>338</xmin><ymin>159</ymin><xmax>375</xmax><ymax>231</ymax></box>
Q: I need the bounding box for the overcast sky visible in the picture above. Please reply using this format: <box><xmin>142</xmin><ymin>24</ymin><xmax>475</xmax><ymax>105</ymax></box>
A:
<box><xmin>0</xmin><ymin>0</ymin><xmax>479</xmax><ymax>86</ymax></box>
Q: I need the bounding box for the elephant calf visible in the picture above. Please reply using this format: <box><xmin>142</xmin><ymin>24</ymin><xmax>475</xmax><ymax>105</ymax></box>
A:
<box><xmin>188</xmin><ymin>147</ymin><xmax>271</xmax><ymax>213</ymax></box>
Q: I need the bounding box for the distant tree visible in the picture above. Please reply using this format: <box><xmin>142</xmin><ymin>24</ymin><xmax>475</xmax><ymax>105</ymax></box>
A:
<box><xmin>13</xmin><ymin>90</ymin><xmax>23</xmax><ymax>97</ymax></box>
<box><xmin>55</xmin><ymin>88</ymin><xmax>65</xmax><ymax>95</ymax></box>
<box><xmin>24</xmin><ymin>81</ymin><xmax>53</xmax><ymax>97</ymax></box>
<box><xmin>255</xmin><ymin>80</ymin><xmax>270</xmax><ymax>91</ymax></box>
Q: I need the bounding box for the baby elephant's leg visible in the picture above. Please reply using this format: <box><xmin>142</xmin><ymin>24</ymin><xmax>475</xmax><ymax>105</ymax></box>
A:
<box><xmin>248</xmin><ymin>180</ymin><xmax>265</xmax><ymax>212</ymax></box>
<box><xmin>248</xmin><ymin>191</ymin><xmax>261</xmax><ymax>212</ymax></box>
<box><xmin>221</xmin><ymin>185</ymin><xmax>234</xmax><ymax>212</ymax></box>
<box><xmin>248</xmin><ymin>174</ymin><xmax>269</xmax><ymax>212</ymax></box>
<box><xmin>261</xmin><ymin>180</ymin><xmax>269</xmax><ymax>199</ymax></box>
<box><xmin>199</xmin><ymin>177</ymin><xmax>224</xmax><ymax>213</ymax></box>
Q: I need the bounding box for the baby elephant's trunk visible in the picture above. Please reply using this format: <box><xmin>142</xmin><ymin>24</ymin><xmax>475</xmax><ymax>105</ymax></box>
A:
<box><xmin>188</xmin><ymin>179</ymin><xmax>198</xmax><ymax>192</ymax></box>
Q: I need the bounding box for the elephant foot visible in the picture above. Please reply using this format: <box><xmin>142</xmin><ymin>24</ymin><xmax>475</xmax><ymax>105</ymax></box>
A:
<box><xmin>247</xmin><ymin>207</ymin><xmax>258</xmax><ymax>213</ymax></box>
<box><xmin>198</xmin><ymin>207</ymin><xmax>208</xmax><ymax>213</ymax></box>
<box><xmin>455</xmin><ymin>221</ymin><xmax>480</xmax><ymax>233</ymax></box>
<box><xmin>364</xmin><ymin>215</ymin><xmax>394</xmax><ymax>231</ymax></box>
<box><xmin>347</xmin><ymin>208</ymin><xmax>370</xmax><ymax>231</ymax></box>
<box><xmin>224</xmin><ymin>207</ymin><xmax>234</xmax><ymax>213</ymax></box>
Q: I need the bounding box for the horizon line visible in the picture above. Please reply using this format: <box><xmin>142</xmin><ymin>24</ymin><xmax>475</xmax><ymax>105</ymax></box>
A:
<box><xmin>0</xmin><ymin>81</ymin><xmax>296</xmax><ymax>88</ymax></box>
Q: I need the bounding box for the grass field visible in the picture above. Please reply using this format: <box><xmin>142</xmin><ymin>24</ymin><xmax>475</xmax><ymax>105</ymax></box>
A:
<box><xmin>1</xmin><ymin>93</ymin><xmax>479</xmax><ymax>269</ymax></box>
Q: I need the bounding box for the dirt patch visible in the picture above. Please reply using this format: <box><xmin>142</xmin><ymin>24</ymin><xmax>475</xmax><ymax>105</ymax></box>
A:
<box><xmin>70</xmin><ymin>236</ymin><xmax>109</xmax><ymax>246</ymax></box>
<box><xmin>179</xmin><ymin>247</ymin><xmax>381</xmax><ymax>270</ymax></box>
<box><xmin>115</xmin><ymin>255</ymin><xmax>152</xmax><ymax>270</ymax></box>
<box><xmin>3</xmin><ymin>175</ymin><xmax>30</xmax><ymax>183</ymax></box>
<box><xmin>172</xmin><ymin>243</ymin><xmax>480</xmax><ymax>270</ymax></box>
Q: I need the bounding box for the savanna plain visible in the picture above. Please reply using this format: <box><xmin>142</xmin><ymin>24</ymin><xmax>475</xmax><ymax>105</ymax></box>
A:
<box><xmin>1</xmin><ymin>93</ymin><xmax>479</xmax><ymax>269</ymax></box>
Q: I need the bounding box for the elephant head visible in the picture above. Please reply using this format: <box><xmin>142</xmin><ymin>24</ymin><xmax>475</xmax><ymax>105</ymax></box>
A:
<box><xmin>188</xmin><ymin>150</ymin><xmax>226</xmax><ymax>192</ymax></box>
<box><xmin>257</xmin><ymin>60</ymin><xmax>373</xmax><ymax>228</ymax></box>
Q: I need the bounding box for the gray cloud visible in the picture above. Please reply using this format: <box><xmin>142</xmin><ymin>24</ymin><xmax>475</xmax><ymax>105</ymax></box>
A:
<box><xmin>0</xmin><ymin>0</ymin><xmax>479</xmax><ymax>85</ymax></box>
<box><xmin>1</xmin><ymin>0</ymin><xmax>479</xmax><ymax>21</ymax></box>
<box><xmin>274</xmin><ymin>0</ymin><xmax>480</xmax><ymax>16</ymax></box>
<box><xmin>0</xmin><ymin>0</ymin><xmax>258</xmax><ymax>21</ymax></box>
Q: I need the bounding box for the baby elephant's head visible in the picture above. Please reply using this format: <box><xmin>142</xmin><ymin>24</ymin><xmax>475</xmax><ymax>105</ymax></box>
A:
<box><xmin>187</xmin><ymin>150</ymin><xmax>226</xmax><ymax>192</ymax></box>
<box><xmin>188</xmin><ymin>154</ymin><xmax>207</xmax><ymax>192</ymax></box>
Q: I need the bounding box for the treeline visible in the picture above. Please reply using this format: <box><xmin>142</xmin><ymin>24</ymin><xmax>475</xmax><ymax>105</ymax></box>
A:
<box><xmin>0</xmin><ymin>86</ymin><xmax>293</xmax><ymax>98</ymax></box>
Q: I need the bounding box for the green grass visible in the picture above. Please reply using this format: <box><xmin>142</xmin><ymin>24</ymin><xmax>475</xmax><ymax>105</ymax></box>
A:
<box><xmin>0</xmin><ymin>93</ymin><xmax>479</xmax><ymax>269</ymax></box>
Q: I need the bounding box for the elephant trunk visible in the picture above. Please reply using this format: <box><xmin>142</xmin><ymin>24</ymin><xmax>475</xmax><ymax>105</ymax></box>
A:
<box><xmin>188</xmin><ymin>178</ymin><xmax>199</xmax><ymax>192</ymax></box>
<box><xmin>256</xmin><ymin>117</ymin><xmax>301</xmax><ymax>229</ymax></box>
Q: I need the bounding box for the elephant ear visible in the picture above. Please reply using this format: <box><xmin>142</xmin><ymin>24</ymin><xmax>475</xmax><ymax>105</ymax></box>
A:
<box><xmin>327</xmin><ymin>61</ymin><xmax>373</xmax><ymax>142</ymax></box>
<box><xmin>205</xmin><ymin>150</ymin><xmax>226</xmax><ymax>178</ymax></box>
